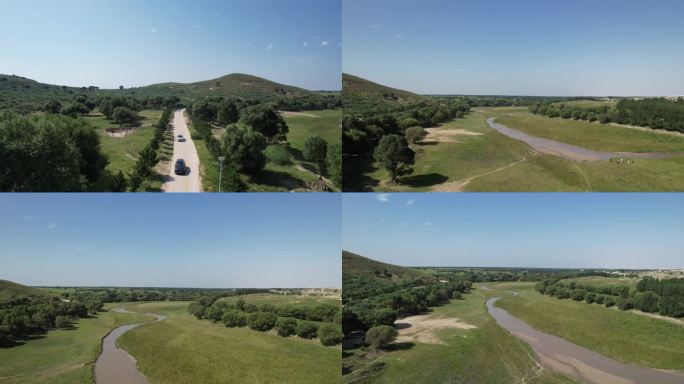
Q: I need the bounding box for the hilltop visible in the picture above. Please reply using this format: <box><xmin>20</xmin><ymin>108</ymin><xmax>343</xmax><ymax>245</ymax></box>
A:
<box><xmin>342</xmin><ymin>250</ymin><xmax>435</xmax><ymax>285</ymax></box>
<box><xmin>0</xmin><ymin>279</ymin><xmax>51</xmax><ymax>302</ymax></box>
<box><xmin>342</xmin><ymin>73</ymin><xmax>426</xmax><ymax>113</ymax></box>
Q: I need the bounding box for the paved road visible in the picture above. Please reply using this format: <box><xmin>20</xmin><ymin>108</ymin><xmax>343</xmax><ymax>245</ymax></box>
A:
<box><xmin>486</xmin><ymin>117</ymin><xmax>679</xmax><ymax>161</ymax></box>
<box><xmin>163</xmin><ymin>109</ymin><xmax>201</xmax><ymax>192</ymax></box>
<box><xmin>94</xmin><ymin>307</ymin><xmax>167</xmax><ymax>384</ymax></box>
<box><xmin>486</xmin><ymin>296</ymin><xmax>684</xmax><ymax>384</ymax></box>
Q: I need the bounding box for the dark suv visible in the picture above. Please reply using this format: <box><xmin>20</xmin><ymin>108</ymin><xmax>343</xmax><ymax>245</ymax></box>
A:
<box><xmin>174</xmin><ymin>159</ymin><xmax>186</xmax><ymax>175</ymax></box>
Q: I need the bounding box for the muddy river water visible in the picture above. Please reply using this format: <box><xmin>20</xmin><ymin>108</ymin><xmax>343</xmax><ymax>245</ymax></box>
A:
<box><xmin>486</xmin><ymin>297</ymin><xmax>684</xmax><ymax>384</ymax></box>
<box><xmin>94</xmin><ymin>307</ymin><xmax>167</xmax><ymax>384</ymax></box>
<box><xmin>486</xmin><ymin>117</ymin><xmax>679</xmax><ymax>161</ymax></box>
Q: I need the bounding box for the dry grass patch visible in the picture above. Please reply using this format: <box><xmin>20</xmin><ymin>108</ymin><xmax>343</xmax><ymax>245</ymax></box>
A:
<box><xmin>395</xmin><ymin>314</ymin><xmax>477</xmax><ymax>345</ymax></box>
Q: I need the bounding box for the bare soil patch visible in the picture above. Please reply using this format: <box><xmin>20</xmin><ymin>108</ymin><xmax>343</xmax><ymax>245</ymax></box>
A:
<box><xmin>105</xmin><ymin>127</ymin><xmax>137</xmax><ymax>137</ymax></box>
<box><xmin>395</xmin><ymin>314</ymin><xmax>476</xmax><ymax>345</ymax></box>
<box><xmin>421</xmin><ymin>128</ymin><xmax>482</xmax><ymax>144</ymax></box>
<box><xmin>279</xmin><ymin>111</ymin><xmax>320</xmax><ymax>118</ymax></box>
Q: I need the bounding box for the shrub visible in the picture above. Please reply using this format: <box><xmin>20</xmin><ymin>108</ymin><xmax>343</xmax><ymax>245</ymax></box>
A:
<box><xmin>54</xmin><ymin>315</ymin><xmax>70</xmax><ymax>329</ymax></box>
<box><xmin>365</xmin><ymin>325</ymin><xmax>397</xmax><ymax>349</ymax></box>
<box><xmin>318</xmin><ymin>323</ymin><xmax>343</xmax><ymax>346</ymax></box>
<box><xmin>223</xmin><ymin>310</ymin><xmax>247</xmax><ymax>327</ymax></box>
<box><xmin>265</xmin><ymin>145</ymin><xmax>292</xmax><ymax>165</ymax></box>
<box><xmin>275</xmin><ymin>317</ymin><xmax>297</xmax><ymax>336</ymax></box>
<box><xmin>404</xmin><ymin>126</ymin><xmax>427</xmax><ymax>144</ymax></box>
<box><xmin>604</xmin><ymin>297</ymin><xmax>616</xmax><ymax>307</ymax></box>
<box><xmin>617</xmin><ymin>297</ymin><xmax>634</xmax><ymax>311</ymax></box>
<box><xmin>296</xmin><ymin>321</ymin><xmax>318</xmax><ymax>339</ymax></box>
<box><xmin>634</xmin><ymin>292</ymin><xmax>659</xmax><ymax>313</ymax></box>
<box><xmin>248</xmin><ymin>312</ymin><xmax>277</xmax><ymax>331</ymax></box>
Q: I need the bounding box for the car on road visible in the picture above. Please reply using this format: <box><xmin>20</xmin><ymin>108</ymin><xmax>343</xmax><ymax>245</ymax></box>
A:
<box><xmin>178</xmin><ymin>137</ymin><xmax>186</xmax><ymax>142</ymax></box>
<box><xmin>177</xmin><ymin>134</ymin><xmax>183</xmax><ymax>138</ymax></box>
<box><xmin>174</xmin><ymin>159</ymin><xmax>186</xmax><ymax>175</ymax></box>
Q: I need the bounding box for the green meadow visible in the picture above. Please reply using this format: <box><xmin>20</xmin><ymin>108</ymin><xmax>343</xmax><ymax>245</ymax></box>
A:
<box><xmin>493</xmin><ymin>283</ymin><xmax>684</xmax><ymax>370</ymax></box>
<box><xmin>0</xmin><ymin>307</ymin><xmax>152</xmax><ymax>384</ymax></box>
<box><xmin>117</xmin><ymin>300</ymin><xmax>341</xmax><ymax>384</ymax></box>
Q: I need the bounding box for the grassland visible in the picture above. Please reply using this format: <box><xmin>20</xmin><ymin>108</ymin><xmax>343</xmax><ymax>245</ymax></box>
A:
<box><xmin>557</xmin><ymin>276</ymin><xmax>640</xmax><ymax>290</ymax></box>
<box><xmin>493</xmin><ymin>282</ymin><xmax>684</xmax><ymax>370</ymax></box>
<box><xmin>550</xmin><ymin>100</ymin><xmax>617</xmax><ymax>108</ymax></box>
<box><xmin>352</xmin><ymin>107</ymin><xmax>684</xmax><ymax>192</ymax></box>
<box><xmin>284</xmin><ymin>109</ymin><xmax>341</xmax><ymax>153</ymax></box>
<box><xmin>219</xmin><ymin>292</ymin><xmax>339</xmax><ymax>306</ymax></box>
<box><xmin>0</xmin><ymin>307</ymin><xmax>152</xmax><ymax>384</ymax></box>
<box><xmin>343</xmin><ymin>287</ymin><xmax>576</xmax><ymax>384</ymax></box>
<box><xmin>117</xmin><ymin>300</ymin><xmax>340</xmax><ymax>384</ymax></box>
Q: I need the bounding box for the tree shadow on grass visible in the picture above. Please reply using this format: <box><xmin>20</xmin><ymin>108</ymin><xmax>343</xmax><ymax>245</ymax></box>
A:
<box><xmin>384</xmin><ymin>342</ymin><xmax>415</xmax><ymax>351</ymax></box>
<box><xmin>343</xmin><ymin>155</ymin><xmax>379</xmax><ymax>192</ymax></box>
<box><xmin>250</xmin><ymin>169</ymin><xmax>307</xmax><ymax>191</ymax></box>
<box><xmin>400</xmin><ymin>173</ymin><xmax>448</xmax><ymax>188</ymax></box>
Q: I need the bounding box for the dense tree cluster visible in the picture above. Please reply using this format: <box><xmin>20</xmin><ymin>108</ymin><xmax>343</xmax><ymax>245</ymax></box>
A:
<box><xmin>535</xmin><ymin>277</ymin><xmax>684</xmax><ymax>318</ymax></box>
<box><xmin>0</xmin><ymin>295</ymin><xmax>102</xmax><ymax>345</ymax></box>
<box><xmin>529</xmin><ymin>98</ymin><xmax>684</xmax><ymax>133</ymax></box>
<box><xmin>189</xmin><ymin>296</ymin><xmax>342</xmax><ymax>346</ymax></box>
<box><xmin>0</xmin><ymin>113</ymin><xmax>107</xmax><ymax>191</ymax></box>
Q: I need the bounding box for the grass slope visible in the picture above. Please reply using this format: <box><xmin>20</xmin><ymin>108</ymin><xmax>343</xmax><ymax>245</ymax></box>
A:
<box><xmin>344</xmin><ymin>287</ymin><xmax>576</xmax><ymax>384</ymax></box>
<box><xmin>494</xmin><ymin>283</ymin><xmax>684</xmax><ymax>370</ymax></box>
<box><xmin>0</xmin><ymin>308</ymin><xmax>152</xmax><ymax>384</ymax></box>
<box><xmin>0</xmin><ymin>280</ymin><xmax>50</xmax><ymax>301</ymax></box>
<box><xmin>342</xmin><ymin>74</ymin><xmax>425</xmax><ymax>113</ymax></box>
<box><xmin>118</xmin><ymin>301</ymin><xmax>340</xmax><ymax>384</ymax></box>
<box><xmin>342</xmin><ymin>251</ymin><xmax>436</xmax><ymax>285</ymax></box>
<box><xmin>284</xmin><ymin>109</ymin><xmax>341</xmax><ymax>154</ymax></box>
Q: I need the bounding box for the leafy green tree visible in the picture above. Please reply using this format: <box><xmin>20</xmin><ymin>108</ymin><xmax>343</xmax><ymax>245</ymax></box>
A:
<box><xmin>373</xmin><ymin>134</ymin><xmax>415</xmax><ymax>183</ymax></box>
<box><xmin>404</xmin><ymin>126</ymin><xmax>427</xmax><ymax>144</ymax></box>
<box><xmin>44</xmin><ymin>100</ymin><xmax>62</xmax><ymax>114</ymax></box>
<box><xmin>365</xmin><ymin>325</ymin><xmax>397</xmax><ymax>349</ymax></box>
<box><xmin>296</xmin><ymin>321</ymin><xmax>318</xmax><ymax>339</ymax></box>
<box><xmin>222</xmin><ymin>310</ymin><xmax>247</xmax><ymax>327</ymax></box>
<box><xmin>192</xmin><ymin>100</ymin><xmax>217</xmax><ymax>122</ymax></box>
<box><xmin>247</xmin><ymin>312</ymin><xmax>277</xmax><ymax>331</ymax></box>
<box><xmin>275</xmin><ymin>317</ymin><xmax>297</xmax><ymax>336</ymax></box>
<box><xmin>217</xmin><ymin>98</ymin><xmax>240</xmax><ymax>125</ymax></box>
<box><xmin>112</xmin><ymin>107</ymin><xmax>139</xmax><ymax>126</ymax></box>
<box><xmin>239</xmin><ymin>104</ymin><xmax>288</xmax><ymax>142</ymax></box>
<box><xmin>303</xmin><ymin>135</ymin><xmax>328</xmax><ymax>177</ymax></box>
<box><xmin>221</xmin><ymin>125</ymin><xmax>266</xmax><ymax>174</ymax></box>
<box><xmin>326</xmin><ymin>143</ymin><xmax>342</xmax><ymax>188</ymax></box>
<box><xmin>54</xmin><ymin>315</ymin><xmax>70</xmax><ymax>329</ymax></box>
<box><xmin>634</xmin><ymin>291</ymin><xmax>659</xmax><ymax>313</ymax></box>
<box><xmin>318</xmin><ymin>323</ymin><xmax>343</xmax><ymax>346</ymax></box>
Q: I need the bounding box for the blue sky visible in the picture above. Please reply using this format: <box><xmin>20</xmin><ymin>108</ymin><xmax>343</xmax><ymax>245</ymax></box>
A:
<box><xmin>0</xmin><ymin>194</ymin><xmax>341</xmax><ymax>288</ymax></box>
<box><xmin>0</xmin><ymin>0</ymin><xmax>341</xmax><ymax>90</ymax></box>
<box><xmin>343</xmin><ymin>193</ymin><xmax>684</xmax><ymax>269</ymax></box>
<box><xmin>343</xmin><ymin>0</ymin><xmax>684</xmax><ymax>96</ymax></box>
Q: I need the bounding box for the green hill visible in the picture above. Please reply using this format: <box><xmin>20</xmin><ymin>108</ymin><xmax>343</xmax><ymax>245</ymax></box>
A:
<box><xmin>342</xmin><ymin>250</ymin><xmax>435</xmax><ymax>284</ymax></box>
<box><xmin>342</xmin><ymin>73</ymin><xmax>426</xmax><ymax>113</ymax></box>
<box><xmin>0</xmin><ymin>279</ymin><xmax>51</xmax><ymax>302</ymax></box>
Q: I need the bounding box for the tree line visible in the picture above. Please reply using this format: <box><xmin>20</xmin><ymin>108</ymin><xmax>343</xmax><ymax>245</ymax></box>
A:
<box><xmin>529</xmin><ymin>98</ymin><xmax>684</xmax><ymax>133</ymax></box>
<box><xmin>188</xmin><ymin>296</ymin><xmax>342</xmax><ymax>346</ymax></box>
<box><xmin>535</xmin><ymin>277</ymin><xmax>684</xmax><ymax>317</ymax></box>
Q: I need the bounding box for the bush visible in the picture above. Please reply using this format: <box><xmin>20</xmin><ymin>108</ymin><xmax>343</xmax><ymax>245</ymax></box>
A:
<box><xmin>318</xmin><ymin>323</ymin><xmax>343</xmax><ymax>346</ymax></box>
<box><xmin>365</xmin><ymin>325</ymin><xmax>397</xmax><ymax>349</ymax></box>
<box><xmin>275</xmin><ymin>317</ymin><xmax>297</xmax><ymax>336</ymax></box>
<box><xmin>54</xmin><ymin>316</ymin><xmax>70</xmax><ymax>329</ymax></box>
<box><xmin>604</xmin><ymin>297</ymin><xmax>616</xmax><ymax>307</ymax></box>
<box><xmin>248</xmin><ymin>312</ymin><xmax>277</xmax><ymax>331</ymax></box>
<box><xmin>222</xmin><ymin>310</ymin><xmax>247</xmax><ymax>327</ymax></box>
<box><xmin>296</xmin><ymin>321</ymin><xmax>318</xmax><ymax>339</ymax></box>
<box><xmin>634</xmin><ymin>292</ymin><xmax>659</xmax><ymax>313</ymax></box>
<box><xmin>265</xmin><ymin>145</ymin><xmax>292</xmax><ymax>165</ymax></box>
<box><xmin>404</xmin><ymin>126</ymin><xmax>427</xmax><ymax>144</ymax></box>
<box><xmin>617</xmin><ymin>297</ymin><xmax>634</xmax><ymax>311</ymax></box>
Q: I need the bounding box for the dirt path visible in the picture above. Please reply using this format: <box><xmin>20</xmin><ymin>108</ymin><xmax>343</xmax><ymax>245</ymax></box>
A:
<box><xmin>395</xmin><ymin>314</ymin><xmax>476</xmax><ymax>345</ymax></box>
<box><xmin>162</xmin><ymin>109</ymin><xmax>201</xmax><ymax>192</ymax></box>
<box><xmin>486</xmin><ymin>297</ymin><xmax>684</xmax><ymax>384</ymax></box>
<box><xmin>431</xmin><ymin>158</ymin><xmax>526</xmax><ymax>192</ymax></box>
<box><xmin>486</xmin><ymin>118</ymin><xmax>681</xmax><ymax>161</ymax></box>
<box><xmin>94</xmin><ymin>307</ymin><xmax>166</xmax><ymax>384</ymax></box>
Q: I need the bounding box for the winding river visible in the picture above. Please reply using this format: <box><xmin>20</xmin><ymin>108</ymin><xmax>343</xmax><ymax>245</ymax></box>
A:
<box><xmin>486</xmin><ymin>117</ymin><xmax>679</xmax><ymax>161</ymax></box>
<box><xmin>486</xmin><ymin>296</ymin><xmax>684</xmax><ymax>384</ymax></box>
<box><xmin>94</xmin><ymin>307</ymin><xmax>167</xmax><ymax>384</ymax></box>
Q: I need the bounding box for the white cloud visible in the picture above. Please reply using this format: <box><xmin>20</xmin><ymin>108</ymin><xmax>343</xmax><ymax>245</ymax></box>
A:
<box><xmin>47</xmin><ymin>223</ymin><xmax>57</xmax><ymax>230</ymax></box>
<box><xmin>302</xmin><ymin>42</ymin><xmax>308</xmax><ymax>47</ymax></box>
<box><xmin>406</xmin><ymin>199</ymin><xmax>414</xmax><ymax>206</ymax></box>
<box><xmin>376</xmin><ymin>193</ymin><xmax>390</xmax><ymax>202</ymax></box>
<box><xmin>150</xmin><ymin>28</ymin><xmax>158</xmax><ymax>33</ymax></box>
<box><xmin>321</xmin><ymin>41</ymin><xmax>329</xmax><ymax>47</ymax></box>
<box><xmin>266</xmin><ymin>43</ymin><xmax>274</xmax><ymax>50</ymax></box>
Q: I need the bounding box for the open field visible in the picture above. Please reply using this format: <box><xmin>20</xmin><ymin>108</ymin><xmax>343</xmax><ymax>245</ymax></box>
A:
<box><xmin>351</xmin><ymin>107</ymin><xmax>684</xmax><ymax>191</ymax></box>
<box><xmin>0</xmin><ymin>308</ymin><xmax>152</xmax><ymax>384</ymax></box>
<box><xmin>557</xmin><ymin>276</ymin><xmax>640</xmax><ymax>290</ymax></box>
<box><xmin>117</xmin><ymin>300</ymin><xmax>341</xmax><ymax>384</ymax></box>
<box><xmin>493</xmin><ymin>282</ymin><xmax>684</xmax><ymax>370</ymax></box>
<box><xmin>343</xmin><ymin>287</ymin><xmax>576</xmax><ymax>383</ymax></box>
<box><xmin>550</xmin><ymin>100</ymin><xmax>618</xmax><ymax>108</ymax></box>
<box><xmin>219</xmin><ymin>292</ymin><xmax>340</xmax><ymax>306</ymax></box>
<box><xmin>283</xmin><ymin>109</ymin><xmax>341</xmax><ymax>154</ymax></box>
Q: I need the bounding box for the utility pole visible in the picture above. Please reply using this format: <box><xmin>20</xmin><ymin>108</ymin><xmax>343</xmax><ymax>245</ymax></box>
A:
<box><xmin>217</xmin><ymin>156</ymin><xmax>225</xmax><ymax>193</ymax></box>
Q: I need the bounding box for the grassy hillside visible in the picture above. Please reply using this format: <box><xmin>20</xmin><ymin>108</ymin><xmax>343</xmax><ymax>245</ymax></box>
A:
<box><xmin>342</xmin><ymin>251</ymin><xmax>435</xmax><ymax>285</ymax></box>
<box><xmin>0</xmin><ymin>279</ymin><xmax>51</xmax><ymax>301</ymax></box>
<box><xmin>342</xmin><ymin>73</ymin><xmax>426</xmax><ymax>113</ymax></box>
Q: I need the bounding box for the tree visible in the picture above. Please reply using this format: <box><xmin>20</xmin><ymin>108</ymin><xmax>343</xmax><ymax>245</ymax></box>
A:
<box><xmin>112</xmin><ymin>107</ymin><xmax>139</xmax><ymax>126</ymax></box>
<box><xmin>110</xmin><ymin>170</ymin><xmax>128</xmax><ymax>192</ymax></box>
<box><xmin>634</xmin><ymin>291</ymin><xmax>659</xmax><ymax>313</ymax></box>
<box><xmin>60</xmin><ymin>103</ymin><xmax>90</xmax><ymax>117</ymax></box>
<box><xmin>365</xmin><ymin>325</ymin><xmax>397</xmax><ymax>349</ymax></box>
<box><xmin>119</xmin><ymin>85</ymin><xmax>124</xmax><ymax>90</ymax></box>
<box><xmin>221</xmin><ymin>125</ymin><xmax>266</xmax><ymax>174</ymax></box>
<box><xmin>318</xmin><ymin>323</ymin><xmax>343</xmax><ymax>346</ymax></box>
<box><xmin>217</xmin><ymin>98</ymin><xmax>240</xmax><ymax>125</ymax></box>
<box><xmin>222</xmin><ymin>310</ymin><xmax>247</xmax><ymax>327</ymax></box>
<box><xmin>326</xmin><ymin>143</ymin><xmax>342</xmax><ymax>188</ymax></box>
<box><xmin>296</xmin><ymin>321</ymin><xmax>318</xmax><ymax>339</ymax></box>
<box><xmin>192</xmin><ymin>100</ymin><xmax>217</xmax><ymax>122</ymax></box>
<box><xmin>303</xmin><ymin>136</ymin><xmax>328</xmax><ymax>177</ymax></box>
<box><xmin>373</xmin><ymin>134</ymin><xmax>415</xmax><ymax>183</ymax></box>
<box><xmin>275</xmin><ymin>317</ymin><xmax>297</xmax><ymax>336</ymax></box>
<box><xmin>373</xmin><ymin>308</ymin><xmax>397</xmax><ymax>326</ymax></box>
<box><xmin>617</xmin><ymin>297</ymin><xmax>634</xmax><ymax>311</ymax></box>
<box><xmin>239</xmin><ymin>104</ymin><xmax>288</xmax><ymax>141</ymax></box>
<box><xmin>404</xmin><ymin>126</ymin><xmax>427</xmax><ymax>144</ymax></box>
<box><xmin>44</xmin><ymin>100</ymin><xmax>62</xmax><ymax>114</ymax></box>
<box><xmin>247</xmin><ymin>312</ymin><xmax>277</xmax><ymax>331</ymax></box>
<box><xmin>54</xmin><ymin>315</ymin><xmax>70</xmax><ymax>329</ymax></box>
